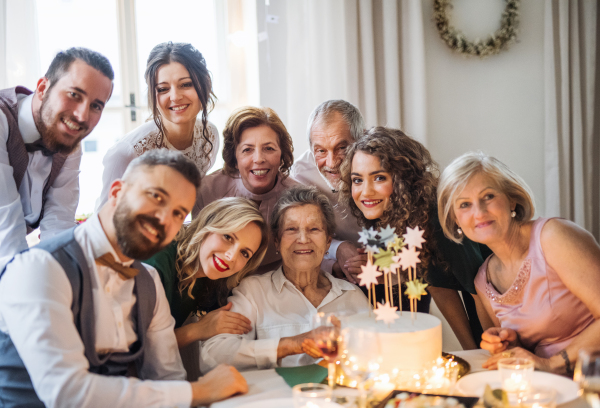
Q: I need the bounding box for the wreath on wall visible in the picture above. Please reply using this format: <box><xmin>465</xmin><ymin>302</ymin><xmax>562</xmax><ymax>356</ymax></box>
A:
<box><xmin>433</xmin><ymin>0</ymin><xmax>520</xmax><ymax>57</ymax></box>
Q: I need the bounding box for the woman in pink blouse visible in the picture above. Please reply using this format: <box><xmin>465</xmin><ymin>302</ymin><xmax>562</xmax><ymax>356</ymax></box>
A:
<box><xmin>437</xmin><ymin>152</ymin><xmax>600</xmax><ymax>375</ymax></box>
<box><xmin>196</xmin><ymin>107</ymin><xmax>297</xmax><ymax>274</ymax></box>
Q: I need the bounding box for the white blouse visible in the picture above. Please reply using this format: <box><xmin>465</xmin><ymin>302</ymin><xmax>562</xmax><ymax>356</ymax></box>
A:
<box><xmin>200</xmin><ymin>267</ymin><xmax>371</xmax><ymax>373</ymax></box>
<box><xmin>95</xmin><ymin>118</ymin><xmax>219</xmax><ymax>211</ymax></box>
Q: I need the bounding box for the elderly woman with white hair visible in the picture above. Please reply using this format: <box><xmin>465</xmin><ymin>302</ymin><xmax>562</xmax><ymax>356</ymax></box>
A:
<box><xmin>200</xmin><ymin>185</ymin><xmax>370</xmax><ymax>372</ymax></box>
<box><xmin>437</xmin><ymin>152</ymin><xmax>600</xmax><ymax>375</ymax></box>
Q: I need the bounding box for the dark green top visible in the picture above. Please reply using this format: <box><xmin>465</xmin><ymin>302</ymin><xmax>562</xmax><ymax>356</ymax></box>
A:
<box><xmin>426</xmin><ymin>212</ymin><xmax>492</xmax><ymax>295</ymax></box>
<box><xmin>144</xmin><ymin>241</ymin><xmax>220</xmax><ymax>328</ymax></box>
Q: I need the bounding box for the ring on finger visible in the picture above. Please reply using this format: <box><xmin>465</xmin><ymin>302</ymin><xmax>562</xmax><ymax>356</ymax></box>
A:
<box><xmin>501</xmin><ymin>351</ymin><xmax>513</xmax><ymax>358</ymax></box>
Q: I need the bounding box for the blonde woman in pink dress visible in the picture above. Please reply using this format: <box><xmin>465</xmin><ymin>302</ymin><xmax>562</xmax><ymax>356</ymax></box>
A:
<box><xmin>437</xmin><ymin>152</ymin><xmax>600</xmax><ymax>375</ymax></box>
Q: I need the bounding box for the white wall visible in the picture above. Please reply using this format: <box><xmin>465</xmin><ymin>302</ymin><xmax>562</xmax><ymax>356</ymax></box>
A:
<box><xmin>423</xmin><ymin>0</ymin><xmax>546</xmax><ymax>216</ymax></box>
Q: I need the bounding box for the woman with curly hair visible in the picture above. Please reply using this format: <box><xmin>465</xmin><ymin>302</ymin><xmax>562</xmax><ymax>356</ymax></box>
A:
<box><xmin>196</xmin><ymin>106</ymin><xmax>298</xmax><ymax>273</ymax></box>
<box><xmin>97</xmin><ymin>42</ymin><xmax>219</xmax><ymax>210</ymax></box>
<box><xmin>144</xmin><ymin>197</ymin><xmax>269</xmax><ymax>348</ymax></box>
<box><xmin>339</xmin><ymin>127</ymin><xmax>490</xmax><ymax>349</ymax></box>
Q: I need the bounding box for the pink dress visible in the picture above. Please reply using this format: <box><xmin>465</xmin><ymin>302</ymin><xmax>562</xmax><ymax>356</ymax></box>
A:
<box><xmin>474</xmin><ymin>218</ymin><xmax>595</xmax><ymax>358</ymax></box>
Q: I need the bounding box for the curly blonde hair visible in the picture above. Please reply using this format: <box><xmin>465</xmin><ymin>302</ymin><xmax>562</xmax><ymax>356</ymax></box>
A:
<box><xmin>339</xmin><ymin>127</ymin><xmax>441</xmax><ymax>278</ymax></box>
<box><xmin>175</xmin><ymin>197</ymin><xmax>269</xmax><ymax>305</ymax></box>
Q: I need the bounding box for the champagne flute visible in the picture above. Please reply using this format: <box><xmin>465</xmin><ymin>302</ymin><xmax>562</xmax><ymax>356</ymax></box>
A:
<box><xmin>340</xmin><ymin>327</ymin><xmax>381</xmax><ymax>408</ymax></box>
<box><xmin>312</xmin><ymin>312</ymin><xmax>341</xmax><ymax>388</ymax></box>
<box><xmin>574</xmin><ymin>349</ymin><xmax>600</xmax><ymax>408</ymax></box>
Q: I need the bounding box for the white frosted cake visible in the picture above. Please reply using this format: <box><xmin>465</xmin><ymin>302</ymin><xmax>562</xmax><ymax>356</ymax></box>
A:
<box><xmin>344</xmin><ymin>312</ymin><xmax>442</xmax><ymax>373</ymax></box>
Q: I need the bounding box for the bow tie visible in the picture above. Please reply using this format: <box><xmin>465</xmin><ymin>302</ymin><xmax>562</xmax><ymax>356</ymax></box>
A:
<box><xmin>25</xmin><ymin>139</ymin><xmax>56</xmax><ymax>157</ymax></box>
<box><xmin>95</xmin><ymin>253</ymin><xmax>139</xmax><ymax>280</ymax></box>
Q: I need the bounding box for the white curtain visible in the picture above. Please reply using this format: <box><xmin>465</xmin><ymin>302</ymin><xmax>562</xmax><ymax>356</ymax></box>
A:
<box><xmin>544</xmin><ymin>0</ymin><xmax>600</xmax><ymax>241</ymax></box>
<box><xmin>281</xmin><ymin>0</ymin><xmax>427</xmax><ymax>148</ymax></box>
<box><xmin>2</xmin><ymin>0</ymin><xmax>41</xmax><ymax>90</ymax></box>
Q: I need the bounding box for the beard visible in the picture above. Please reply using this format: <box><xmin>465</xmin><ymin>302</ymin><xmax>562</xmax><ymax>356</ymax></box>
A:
<box><xmin>318</xmin><ymin>165</ymin><xmax>341</xmax><ymax>191</ymax></box>
<box><xmin>33</xmin><ymin>91</ymin><xmax>89</xmax><ymax>155</ymax></box>
<box><xmin>113</xmin><ymin>200</ymin><xmax>167</xmax><ymax>260</ymax></box>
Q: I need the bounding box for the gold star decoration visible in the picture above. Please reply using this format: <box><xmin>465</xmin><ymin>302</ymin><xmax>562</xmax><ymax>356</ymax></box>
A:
<box><xmin>387</xmin><ymin>235</ymin><xmax>404</xmax><ymax>252</ymax></box>
<box><xmin>404</xmin><ymin>279</ymin><xmax>429</xmax><ymax>301</ymax></box>
<box><xmin>373</xmin><ymin>247</ymin><xmax>395</xmax><ymax>272</ymax></box>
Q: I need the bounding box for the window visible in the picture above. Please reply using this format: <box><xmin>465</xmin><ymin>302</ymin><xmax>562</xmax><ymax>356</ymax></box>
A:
<box><xmin>17</xmin><ymin>0</ymin><xmax>258</xmax><ymax>215</ymax></box>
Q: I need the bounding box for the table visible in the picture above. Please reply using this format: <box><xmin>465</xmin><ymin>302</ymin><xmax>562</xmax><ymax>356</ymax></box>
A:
<box><xmin>211</xmin><ymin>349</ymin><xmax>587</xmax><ymax>408</ymax></box>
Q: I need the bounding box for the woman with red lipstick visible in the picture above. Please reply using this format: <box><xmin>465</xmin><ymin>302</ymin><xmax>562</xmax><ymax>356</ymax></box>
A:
<box><xmin>196</xmin><ymin>106</ymin><xmax>298</xmax><ymax>274</ymax></box>
<box><xmin>200</xmin><ymin>186</ymin><xmax>370</xmax><ymax>372</ymax></box>
<box><xmin>438</xmin><ymin>152</ymin><xmax>600</xmax><ymax>374</ymax></box>
<box><xmin>96</xmin><ymin>42</ymin><xmax>219</xmax><ymax>210</ymax></box>
<box><xmin>338</xmin><ymin>127</ymin><xmax>491</xmax><ymax>350</ymax></box>
<box><xmin>144</xmin><ymin>197</ymin><xmax>269</xmax><ymax>350</ymax></box>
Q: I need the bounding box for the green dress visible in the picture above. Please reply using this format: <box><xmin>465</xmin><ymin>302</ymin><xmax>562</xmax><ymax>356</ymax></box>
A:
<box><xmin>144</xmin><ymin>241</ymin><xmax>221</xmax><ymax>328</ymax></box>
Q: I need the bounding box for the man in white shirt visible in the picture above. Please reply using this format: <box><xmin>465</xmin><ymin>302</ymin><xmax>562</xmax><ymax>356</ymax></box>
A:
<box><xmin>290</xmin><ymin>100</ymin><xmax>366</xmax><ymax>282</ymax></box>
<box><xmin>0</xmin><ymin>47</ymin><xmax>115</xmax><ymax>270</ymax></box>
<box><xmin>0</xmin><ymin>150</ymin><xmax>247</xmax><ymax>408</ymax></box>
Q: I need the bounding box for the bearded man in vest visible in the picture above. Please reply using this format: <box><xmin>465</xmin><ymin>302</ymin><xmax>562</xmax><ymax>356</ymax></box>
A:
<box><xmin>0</xmin><ymin>149</ymin><xmax>248</xmax><ymax>407</ymax></box>
<box><xmin>0</xmin><ymin>47</ymin><xmax>114</xmax><ymax>270</ymax></box>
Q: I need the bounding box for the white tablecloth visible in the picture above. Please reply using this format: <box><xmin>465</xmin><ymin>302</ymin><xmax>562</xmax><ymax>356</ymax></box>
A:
<box><xmin>210</xmin><ymin>349</ymin><xmax>586</xmax><ymax>408</ymax></box>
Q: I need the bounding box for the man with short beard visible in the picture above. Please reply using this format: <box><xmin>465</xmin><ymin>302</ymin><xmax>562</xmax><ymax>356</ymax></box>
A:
<box><xmin>0</xmin><ymin>47</ymin><xmax>114</xmax><ymax>270</ymax></box>
<box><xmin>290</xmin><ymin>100</ymin><xmax>366</xmax><ymax>282</ymax></box>
<box><xmin>0</xmin><ymin>150</ymin><xmax>248</xmax><ymax>407</ymax></box>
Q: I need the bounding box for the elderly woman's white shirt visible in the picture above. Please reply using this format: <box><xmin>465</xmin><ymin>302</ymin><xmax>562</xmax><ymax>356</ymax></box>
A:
<box><xmin>200</xmin><ymin>267</ymin><xmax>370</xmax><ymax>373</ymax></box>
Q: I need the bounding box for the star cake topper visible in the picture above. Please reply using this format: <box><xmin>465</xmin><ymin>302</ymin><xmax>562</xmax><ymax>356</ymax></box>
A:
<box><xmin>373</xmin><ymin>247</ymin><xmax>396</xmax><ymax>273</ymax></box>
<box><xmin>357</xmin><ymin>259</ymin><xmax>382</xmax><ymax>289</ymax></box>
<box><xmin>374</xmin><ymin>302</ymin><xmax>399</xmax><ymax>324</ymax></box>
<box><xmin>392</xmin><ymin>246</ymin><xmax>421</xmax><ymax>271</ymax></box>
<box><xmin>404</xmin><ymin>279</ymin><xmax>429</xmax><ymax>301</ymax></box>
<box><xmin>403</xmin><ymin>226</ymin><xmax>426</xmax><ymax>249</ymax></box>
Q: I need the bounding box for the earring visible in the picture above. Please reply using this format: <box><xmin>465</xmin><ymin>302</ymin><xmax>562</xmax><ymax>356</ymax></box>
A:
<box><xmin>457</xmin><ymin>227</ymin><xmax>463</xmax><ymax>235</ymax></box>
<box><xmin>511</xmin><ymin>210</ymin><xmax>516</xmax><ymax>218</ymax></box>
<box><xmin>275</xmin><ymin>251</ymin><xmax>279</xmax><ymax>255</ymax></box>
<box><xmin>325</xmin><ymin>251</ymin><xmax>329</xmax><ymax>255</ymax></box>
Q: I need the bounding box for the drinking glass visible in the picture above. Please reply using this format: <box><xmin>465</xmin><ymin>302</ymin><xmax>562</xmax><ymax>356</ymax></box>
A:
<box><xmin>574</xmin><ymin>349</ymin><xmax>600</xmax><ymax>408</ymax></box>
<box><xmin>498</xmin><ymin>358</ymin><xmax>534</xmax><ymax>393</ymax></box>
<box><xmin>519</xmin><ymin>387</ymin><xmax>557</xmax><ymax>408</ymax></box>
<box><xmin>340</xmin><ymin>327</ymin><xmax>381</xmax><ymax>408</ymax></box>
<box><xmin>498</xmin><ymin>357</ymin><xmax>534</xmax><ymax>405</ymax></box>
<box><xmin>312</xmin><ymin>312</ymin><xmax>341</xmax><ymax>388</ymax></box>
<box><xmin>292</xmin><ymin>383</ymin><xmax>330</xmax><ymax>408</ymax></box>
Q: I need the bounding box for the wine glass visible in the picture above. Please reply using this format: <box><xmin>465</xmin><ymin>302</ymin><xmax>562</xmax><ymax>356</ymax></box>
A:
<box><xmin>340</xmin><ymin>327</ymin><xmax>381</xmax><ymax>408</ymax></box>
<box><xmin>574</xmin><ymin>349</ymin><xmax>600</xmax><ymax>408</ymax></box>
<box><xmin>312</xmin><ymin>312</ymin><xmax>341</xmax><ymax>388</ymax></box>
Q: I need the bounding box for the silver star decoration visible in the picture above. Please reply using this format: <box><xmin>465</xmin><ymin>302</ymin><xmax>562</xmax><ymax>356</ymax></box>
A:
<box><xmin>378</xmin><ymin>225</ymin><xmax>398</xmax><ymax>247</ymax></box>
<box><xmin>358</xmin><ymin>228</ymin><xmax>372</xmax><ymax>246</ymax></box>
<box><xmin>366</xmin><ymin>244</ymin><xmax>380</xmax><ymax>254</ymax></box>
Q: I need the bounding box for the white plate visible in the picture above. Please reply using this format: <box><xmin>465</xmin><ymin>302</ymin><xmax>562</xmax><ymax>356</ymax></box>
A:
<box><xmin>456</xmin><ymin>370</ymin><xmax>578</xmax><ymax>404</ymax></box>
<box><xmin>236</xmin><ymin>397</ymin><xmax>344</xmax><ymax>408</ymax></box>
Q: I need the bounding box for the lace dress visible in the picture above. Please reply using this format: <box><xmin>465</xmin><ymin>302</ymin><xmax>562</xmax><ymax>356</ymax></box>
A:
<box><xmin>96</xmin><ymin>118</ymin><xmax>219</xmax><ymax>211</ymax></box>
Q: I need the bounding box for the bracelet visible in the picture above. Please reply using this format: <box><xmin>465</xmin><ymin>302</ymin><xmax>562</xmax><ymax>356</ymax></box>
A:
<box><xmin>559</xmin><ymin>349</ymin><xmax>573</xmax><ymax>375</ymax></box>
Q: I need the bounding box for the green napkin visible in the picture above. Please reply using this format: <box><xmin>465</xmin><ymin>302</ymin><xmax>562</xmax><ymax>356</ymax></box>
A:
<box><xmin>275</xmin><ymin>364</ymin><xmax>328</xmax><ymax>387</ymax></box>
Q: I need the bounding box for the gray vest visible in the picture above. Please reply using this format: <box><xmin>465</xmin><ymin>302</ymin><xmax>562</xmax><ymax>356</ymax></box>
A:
<box><xmin>0</xmin><ymin>227</ymin><xmax>157</xmax><ymax>407</ymax></box>
<box><xmin>0</xmin><ymin>86</ymin><xmax>69</xmax><ymax>233</ymax></box>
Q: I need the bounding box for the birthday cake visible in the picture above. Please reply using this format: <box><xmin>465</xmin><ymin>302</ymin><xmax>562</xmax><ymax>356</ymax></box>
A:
<box><xmin>344</xmin><ymin>311</ymin><xmax>442</xmax><ymax>373</ymax></box>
